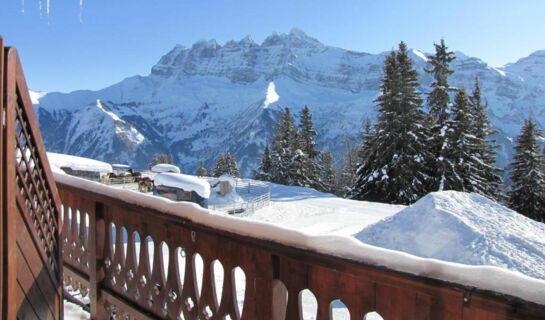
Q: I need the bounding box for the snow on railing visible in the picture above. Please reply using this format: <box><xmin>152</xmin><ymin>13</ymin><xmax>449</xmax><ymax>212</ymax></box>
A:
<box><xmin>56</xmin><ymin>172</ymin><xmax>545</xmax><ymax>319</ymax></box>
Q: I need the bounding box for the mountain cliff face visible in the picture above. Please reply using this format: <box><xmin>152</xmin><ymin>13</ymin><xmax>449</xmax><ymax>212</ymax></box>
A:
<box><xmin>34</xmin><ymin>28</ymin><xmax>545</xmax><ymax>177</ymax></box>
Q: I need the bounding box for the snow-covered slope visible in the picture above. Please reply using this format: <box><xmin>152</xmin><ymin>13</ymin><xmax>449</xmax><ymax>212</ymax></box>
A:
<box><xmin>34</xmin><ymin>29</ymin><xmax>545</xmax><ymax>175</ymax></box>
<box><xmin>356</xmin><ymin>191</ymin><xmax>545</xmax><ymax>280</ymax></box>
<box><xmin>248</xmin><ymin>182</ymin><xmax>403</xmax><ymax>236</ymax></box>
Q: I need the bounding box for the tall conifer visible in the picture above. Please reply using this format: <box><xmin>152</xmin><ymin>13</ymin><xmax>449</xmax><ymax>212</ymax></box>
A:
<box><xmin>225</xmin><ymin>152</ymin><xmax>241</xmax><ymax>177</ymax></box>
<box><xmin>270</xmin><ymin>107</ymin><xmax>298</xmax><ymax>184</ymax></box>
<box><xmin>469</xmin><ymin>77</ymin><xmax>503</xmax><ymax>199</ymax></box>
<box><xmin>214</xmin><ymin>153</ymin><xmax>225</xmax><ymax>177</ymax></box>
<box><xmin>255</xmin><ymin>144</ymin><xmax>272</xmax><ymax>181</ymax></box>
<box><xmin>348</xmin><ymin>42</ymin><xmax>432</xmax><ymax>204</ymax></box>
<box><xmin>507</xmin><ymin>118</ymin><xmax>545</xmax><ymax>221</ymax></box>
<box><xmin>298</xmin><ymin>105</ymin><xmax>321</xmax><ymax>188</ymax></box>
<box><xmin>319</xmin><ymin>150</ymin><xmax>338</xmax><ymax>194</ymax></box>
<box><xmin>425</xmin><ymin>39</ymin><xmax>456</xmax><ymax>190</ymax></box>
<box><xmin>195</xmin><ymin>161</ymin><xmax>207</xmax><ymax>176</ymax></box>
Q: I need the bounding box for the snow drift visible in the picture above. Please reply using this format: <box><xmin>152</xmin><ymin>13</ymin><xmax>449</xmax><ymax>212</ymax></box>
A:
<box><xmin>356</xmin><ymin>191</ymin><xmax>545</xmax><ymax>280</ymax></box>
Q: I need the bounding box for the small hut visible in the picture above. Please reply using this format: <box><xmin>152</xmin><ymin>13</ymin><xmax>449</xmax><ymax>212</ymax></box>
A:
<box><xmin>153</xmin><ymin>173</ymin><xmax>210</xmax><ymax>208</ymax></box>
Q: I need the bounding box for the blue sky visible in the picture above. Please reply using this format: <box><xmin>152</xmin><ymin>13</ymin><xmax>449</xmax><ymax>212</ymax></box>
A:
<box><xmin>1</xmin><ymin>0</ymin><xmax>543</xmax><ymax>93</ymax></box>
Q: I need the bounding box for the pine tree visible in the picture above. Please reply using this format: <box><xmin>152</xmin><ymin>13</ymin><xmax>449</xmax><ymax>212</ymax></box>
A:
<box><xmin>255</xmin><ymin>144</ymin><xmax>272</xmax><ymax>181</ymax></box>
<box><xmin>225</xmin><ymin>152</ymin><xmax>241</xmax><ymax>177</ymax></box>
<box><xmin>339</xmin><ymin>136</ymin><xmax>360</xmax><ymax>195</ymax></box>
<box><xmin>440</xmin><ymin>88</ymin><xmax>484</xmax><ymax>192</ymax></box>
<box><xmin>425</xmin><ymin>39</ymin><xmax>455</xmax><ymax>126</ymax></box>
<box><xmin>425</xmin><ymin>39</ymin><xmax>456</xmax><ymax>190</ymax></box>
<box><xmin>347</xmin><ymin>42</ymin><xmax>432</xmax><ymax>204</ymax></box>
<box><xmin>270</xmin><ymin>107</ymin><xmax>298</xmax><ymax>185</ymax></box>
<box><xmin>469</xmin><ymin>77</ymin><xmax>503</xmax><ymax>199</ymax></box>
<box><xmin>168</xmin><ymin>154</ymin><xmax>174</xmax><ymax>164</ymax></box>
<box><xmin>286</xmin><ymin>148</ymin><xmax>311</xmax><ymax>187</ymax></box>
<box><xmin>507</xmin><ymin>118</ymin><xmax>545</xmax><ymax>222</ymax></box>
<box><xmin>159</xmin><ymin>154</ymin><xmax>168</xmax><ymax>164</ymax></box>
<box><xmin>149</xmin><ymin>154</ymin><xmax>159</xmax><ymax>168</ymax></box>
<box><xmin>298</xmin><ymin>106</ymin><xmax>319</xmax><ymax>159</ymax></box>
<box><xmin>207</xmin><ymin>168</ymin><xmax>214</xmax><ymax>177</ymax></box>
<box><xmin>319</xmin><ymin>150</ymin><xmax>337</xmax><ymax>194</ymax></box>
<box><xmin>298</xmin><ymin>105</ymin><xmax>321</xmax><ymax>188</ymax></box>
<box><xmin>196</xmin><ymin>161</ymin><xmax>207</xmax><ymax>177</ymax></box>
<box><xmin>214</xmin><ymin>153</ymin><xmax>225</xmax><ymax>177</ymax></box>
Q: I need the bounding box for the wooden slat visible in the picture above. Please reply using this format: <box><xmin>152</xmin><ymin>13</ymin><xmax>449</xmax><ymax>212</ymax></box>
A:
<box><xmin>16</xmin><ymin>244</ymin><xmax>55</xmax><ymax>320</ymax></box>
<box><xmin>16</xmin><ymin>210</ymin><xmax>59</xmax><ymax>318</ymax></box>
<box><xmin>5</xmin><ymin>45</ymin><xmax>21</xmax><ymax>320</ymax></box>
<box><xmin>0</xmin><ymin>35</ymin><xmax>4</xmax><ymax>320</ymax></box>
<box><xmin>15</xmin><ymin>281</ymin><xmax>40</xmax><ymax>320</ymax></box>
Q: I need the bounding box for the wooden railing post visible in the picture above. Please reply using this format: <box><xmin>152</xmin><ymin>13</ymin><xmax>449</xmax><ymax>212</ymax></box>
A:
<box><xmin>0</xmin><ymin>35</ymin><xmax>4</xmax><ymax>320</ymax></box>
<box><xmin>90</xmin><ymin>201</ymin><xmax>107</xmax><ymax>319</ymax></box>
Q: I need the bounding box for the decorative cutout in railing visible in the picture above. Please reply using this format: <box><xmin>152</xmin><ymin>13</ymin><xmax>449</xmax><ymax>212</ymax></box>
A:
<box><xmin>57</xmin><ymin>177</ymin><xmax>545</xmax><ymax>320</ymax></box>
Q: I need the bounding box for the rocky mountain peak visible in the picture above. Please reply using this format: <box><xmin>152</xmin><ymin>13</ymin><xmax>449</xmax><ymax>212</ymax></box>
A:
<box><xmin>261</xmin><ymin>28</ymin><xmax>324</xmax><ymax>48</ymax></box>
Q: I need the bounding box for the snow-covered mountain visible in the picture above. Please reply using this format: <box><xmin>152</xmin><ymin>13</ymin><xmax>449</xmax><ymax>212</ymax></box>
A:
<box><xmin>33</xmin><ymin>28</ymin><xmax>545</xmax><ymax>176</ymax></box>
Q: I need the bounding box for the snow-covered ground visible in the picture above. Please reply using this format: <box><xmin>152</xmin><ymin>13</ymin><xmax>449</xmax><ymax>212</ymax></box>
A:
<box><xmin>62</xmin><ymin>175</ymin><xmax>545</xmax><ymax>319</ymax></box>
<box><xmin>247</xmin><ymin>183</ymin><xmax>403</xmax><ymax>237</ymax></box>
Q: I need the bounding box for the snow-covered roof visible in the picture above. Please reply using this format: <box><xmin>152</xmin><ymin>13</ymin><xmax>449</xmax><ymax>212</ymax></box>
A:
<box><xmin>47</xmin><ymin>152</ymin><xmax>112</xmax><ymax>174</ymax></box>
<box><xmin>151</xmin><ymin>163</ymin><xmax>181</xmax><ymax>173</ymax></box>
<box><xmin>154</xmin><ymin>173</ymin><xmax>211</xmax><ymax>199</ymax></box>
<box><xmin>52</xmin><ymin>173</ymin><xmax>545</xmax><ymax>306</ymax></box>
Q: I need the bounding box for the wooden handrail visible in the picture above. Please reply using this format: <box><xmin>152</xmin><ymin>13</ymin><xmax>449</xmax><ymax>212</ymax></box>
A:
<box><xmin>57</xmin><ymin>176</ymin><xmax>545</xmax><ymax>320</ymax></box>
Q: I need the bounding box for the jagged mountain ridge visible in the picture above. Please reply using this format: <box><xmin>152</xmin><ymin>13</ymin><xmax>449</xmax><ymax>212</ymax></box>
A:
<box><xmin>34</xmin><ymin>28</ymin><xmax>545</xmax><ymax>177</ymax></box>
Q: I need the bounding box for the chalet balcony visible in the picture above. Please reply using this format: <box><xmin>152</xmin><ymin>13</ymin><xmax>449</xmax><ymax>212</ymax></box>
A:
<box><xmin>2</xmin><ymin>36</ymin><xmax>545</xmax><ymax>320</ymax></box>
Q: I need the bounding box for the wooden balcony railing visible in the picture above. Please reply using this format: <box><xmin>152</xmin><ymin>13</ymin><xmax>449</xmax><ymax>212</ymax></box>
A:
<box><xmin>57</xmin><ymin>172</ymin><xmax>545</xmax><ymax>320</ymax></box>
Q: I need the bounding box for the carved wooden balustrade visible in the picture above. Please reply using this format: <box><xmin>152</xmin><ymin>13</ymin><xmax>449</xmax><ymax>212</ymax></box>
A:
<box><xmin>58</xmin><ymin>175</ymin><xmax>545</xmax><ymax>320</ymax></box>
